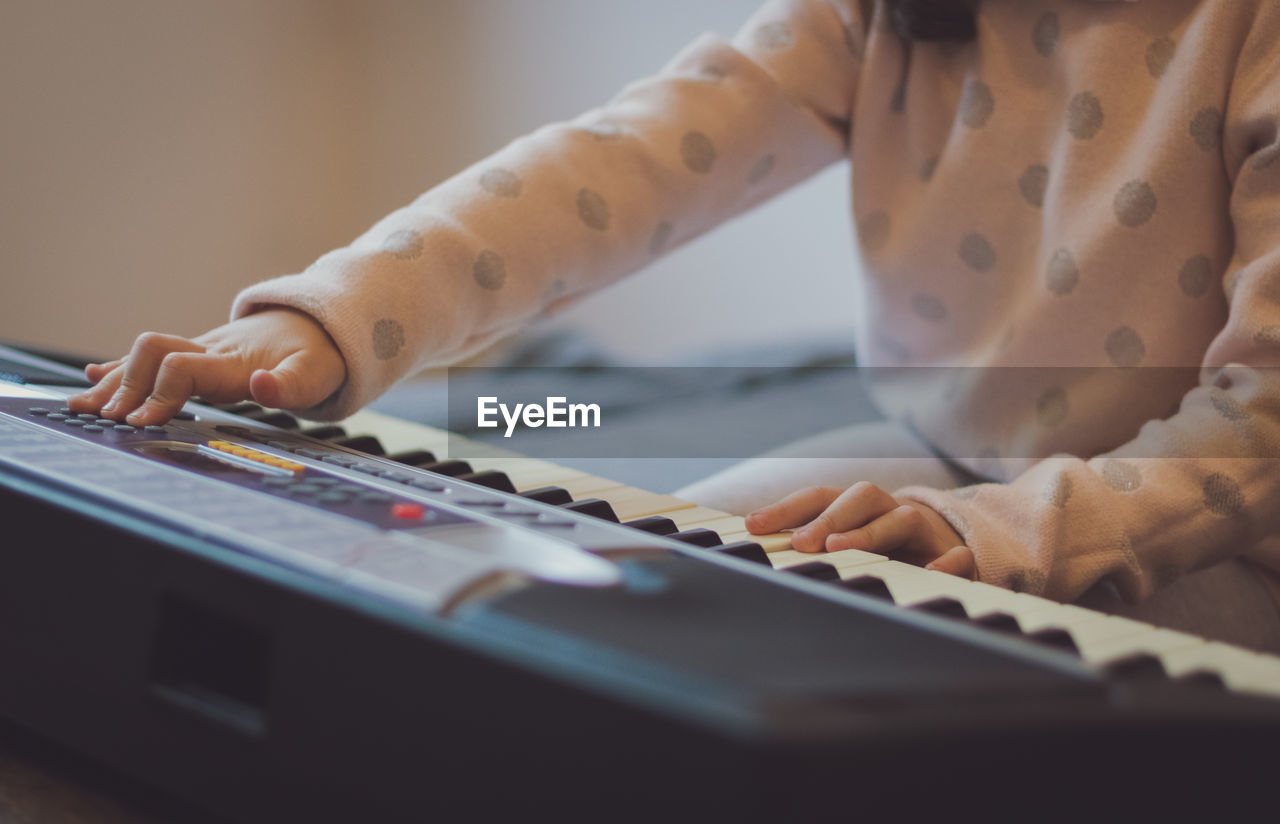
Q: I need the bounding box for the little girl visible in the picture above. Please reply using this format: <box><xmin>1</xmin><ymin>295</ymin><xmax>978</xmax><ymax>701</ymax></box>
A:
<box><xmin>71</xmin><ymin>0</ymin><xmax>1280</xmax><ymax>650</ymax></box>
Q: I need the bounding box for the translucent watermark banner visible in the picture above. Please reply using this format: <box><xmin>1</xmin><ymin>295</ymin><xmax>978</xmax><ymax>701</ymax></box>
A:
<box><xmin>438</xmin><ymin>364</ymin><xmax>1277</xmax><ymax>463</ymax></box>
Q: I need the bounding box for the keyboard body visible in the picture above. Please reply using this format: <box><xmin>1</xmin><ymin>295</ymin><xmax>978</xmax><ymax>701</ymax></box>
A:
<box><xmin>1</xmin><ymin>344</ymin><xmax>1278</xmax><ymax>821</ymax></box>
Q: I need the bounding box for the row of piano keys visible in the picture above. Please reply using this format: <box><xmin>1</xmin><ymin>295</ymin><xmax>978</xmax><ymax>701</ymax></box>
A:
<box><xmin>214</xmin><ymin>401</ymin><xmax>1280</xmax><ymax>699</ymax></box>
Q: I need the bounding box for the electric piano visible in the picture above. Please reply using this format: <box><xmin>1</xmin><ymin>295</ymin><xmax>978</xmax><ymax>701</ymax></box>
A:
<box><xmin>1</xmin><ymin>343</ymin><xmax>1278</xmax><ymax>821</ymax></box>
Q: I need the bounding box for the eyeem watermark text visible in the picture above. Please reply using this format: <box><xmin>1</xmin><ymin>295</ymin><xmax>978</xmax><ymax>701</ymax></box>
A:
<box><xmin>476</xmin><ymin>396</ymin><xmax>601</xmax><ymax>438</ymax></box>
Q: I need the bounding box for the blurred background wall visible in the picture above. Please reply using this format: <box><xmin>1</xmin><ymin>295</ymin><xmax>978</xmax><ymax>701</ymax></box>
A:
<box><xmin>0</xmin><ymin>0</ymin><xmax>858</xmax><ymax>366</ymax></box>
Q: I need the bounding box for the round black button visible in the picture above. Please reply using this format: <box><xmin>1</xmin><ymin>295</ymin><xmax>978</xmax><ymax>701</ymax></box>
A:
<box><xmin>114</xmin><ymin>425</ymin><xmax>136</xmax><ymax>433</ymax></box>
<box><xmin>145</xmin><ymin>425</ymin><xmax>166</xmax><ymax>433</ymax></box>
<box><xmin>27</xmin><ymin>407</ymin><xmax>50</xmax><ymax>416</ymax></box>
<box><xmin>64</xmin><ymin>419</ymin><xmax>86</xmax><ymax>427</ymax></box>
<box><xmin>83</xmin><ymin>425</ymin><xmax>104</xmax><ymax>433</ymax></box>
<box><xmin>77</xmin><ymin>413</ymin><xmax>98</xmax><ymax>421</ymax></box>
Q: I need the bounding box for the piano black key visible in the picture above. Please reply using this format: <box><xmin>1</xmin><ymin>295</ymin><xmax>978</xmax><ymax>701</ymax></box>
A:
<box><xmin>838</xmin><ymin>575</ymin><xmax>894</xmax><ymax>601</ymax></box>
<box><xmin>974</xmin><ymin>611</ymin><xmax>1022</xmax><ymax>635</ymax></box>
<box><xmin>215</xmin><ymin>401</ymin><xmax>264</xmax><ymax>416</ymax></box>
<box><xmin>623</xmin><ymin>515</ymin><xmax>678</xmax><ymax>535</ymax></box>
<box><xmin>243</xmin><ymin>410</ymin><xmax>300</xmax><ymax>429</ymax></box>
<box><xmin>669</xmin><ymin>528</ymin><xmax>721</xmax><ymax>548</ymax></box>
<box><xmin>301</xmin><ymin>424</ymin><xmax>348</xmax><ymax>441</ymax></box>
<box><xmin>1178</xmin><ymin>670</ymin><xmax>1226</xmax><ymax>690</ymax></box>
<box><xmin>713</xmin><ymin>540</ymin><xmax>769</xmax><ymax>566</ymax></box>
<box><xmin>1027</xmin><ymin>627</ymin><xmax>1079</xmax><ymax>655</ymax></box>
<box><xmin>911</xmin><ymin>596</ymin><xmax>969</xmax><ymax>620</ymax></box>
<box><xmin>561</xmin><ymin>498</ymin><xmax>619</xmax><ymax>523</ymax></box>
<box><xmin>335</xmin><ymin>435</ymin><xmax>386</xmax><ymax>455</ymax></box>
<box><xmin>1102</xmin><ymin>653</ymin><xmax>1167</xmax><ymax>682</ymax></box>
<box><xmin>388</xmin><ymin>449</ymin><xmax>439</xmax><ymax>467</ymax></box>
<box><xmin>457</xmin><ymin>470</ymin><xmax>516</xmax><ymax>493</ymax></box>
<box><xmin>519</xmin><ymin>486</ymin><xmax>573</xmax><ymax>506</ymax></box>
<box><xmin>419</xmin><ymin>460</ymin><xmax>473</xmax><ymax>477</ymax></box>
<box><xmin>786</xmin><ymin>560</ymin><xmax>840</xmax><ymax>582</ymax></box>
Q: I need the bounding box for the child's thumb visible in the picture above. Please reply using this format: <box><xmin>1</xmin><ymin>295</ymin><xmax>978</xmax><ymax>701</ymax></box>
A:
<box><xmin>249</xmin><ymin>349</ymin><xmax>342</xmax><ymax>411</ymax></box>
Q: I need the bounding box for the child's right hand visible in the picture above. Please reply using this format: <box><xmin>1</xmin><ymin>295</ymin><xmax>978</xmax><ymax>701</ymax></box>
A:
<box><xmin>68</xmin><ymin>308</ymin><xmax>346</xmax><ymax>426</ymax></box>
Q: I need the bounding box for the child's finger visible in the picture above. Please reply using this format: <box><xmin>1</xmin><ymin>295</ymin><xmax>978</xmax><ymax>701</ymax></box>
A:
<box><xmin>84</xmin><ymin>359</ymin><xmax>123</xmax><ymax>382</ymax></box>
<box><xmin>68</xmin><ymin>364</ymin><xmax>125</xmax><ymax>413</ymax></box>
<box><xmin>926</xmin><ymin>546</ymin><xmax>976</xmax><ymax>579</ymax></box>
<box><xmin>745</xmin><ymin>486</ymin><xmax>843</xmax><ymax>535</ymax></box>
<box><xmin>824</xmin><ymin>504</ymin><xmax>925</xmax><ymax>554</ymax></box>
<box><xmin>126</xmin><ymin>352</ymin><xmax>242</xmax><ymax>426</ymax></box>
<box><xmin>793</xmin><ymin>482</ymin><xmax>897</xmax><ymax>553</ymax></box>
<box><xmin>248</xmin><ymin>348</ymin><xmax>344</xmax><ymax>411</ymax></box>
<box><xmin>104</xmin><ymin>333</ymin><xmax>205</xmax><ymax>419</ymax></box>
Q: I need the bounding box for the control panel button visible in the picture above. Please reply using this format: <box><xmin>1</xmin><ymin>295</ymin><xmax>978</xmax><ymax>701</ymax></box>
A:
<box><xmin>391</xmin><ymin>502</ymin><xmax>426</xmax><ymax>520</ymax></box>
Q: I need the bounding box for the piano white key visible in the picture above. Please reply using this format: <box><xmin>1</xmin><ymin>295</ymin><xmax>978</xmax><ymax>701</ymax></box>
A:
<box><xmin>717</xmin><ymin>530</ymin><xmax>793</xmax><ymax>553</ymax></box>
<box><xmin>597</xmin><ymin>487</ymin><xmax>697</xmax><ymax>521</ymax></box>
<box><xmin>1160</xmin><ymin>643</ymin><xmax>1280</xmax><ymax>697</ymax></box>
<box><xmin>668</xmin><ymin>506</ymin><xmax>737</xmax><ymax>529</ymax></box>
<box><xmin>558</xmin><ymin>474</ymin><xmax>627</xmax><ymax>497</ymax></box>
<box><xmin>1080</xmin><ymin>627</ymin><xmax>1204</xmax><ymax>667</ymax></box>
<box><xmin>468</xmin><ymin>456</ymin><xmax>586</xmax><ymax>489</ymax></box>
<box><xmin>680</xmin><ymin>515</ymin><xmax>749</xmax><ymax>537</ymax></box>
<box><xmin>770</xmin><ymin>548</ymin><xmax>887</xmax><ymax>571</ymax></box>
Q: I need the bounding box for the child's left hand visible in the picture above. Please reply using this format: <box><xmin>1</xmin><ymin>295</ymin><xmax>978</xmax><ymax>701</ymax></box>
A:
<box><xmin>745</xmin><ymin>483</ymin><xmax>975</xmax><ymax>579</ymax></box>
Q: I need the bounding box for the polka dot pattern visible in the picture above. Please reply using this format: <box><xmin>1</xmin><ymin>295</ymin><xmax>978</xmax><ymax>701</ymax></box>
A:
<box><xmin>473</xmin><ymin>250</ymin><xmax>506</xmax><ymax>290</ymax></box>
<box><xmin>912</xmin><ymin>293</ymin><xmax>947</xmax><ymax>322</ymax></box>
<box><xmin>747</xmin><ymin>154</ymin><xmax>775</xmax><ymax>185</ymax></box>
<box><xmin>383</xmin><ymin>229</ymin><xmax>423</xmax><ymax>261</ymax></box>
<box><xmin>1178</xmin><ymin>254</ymin><xmax>1213</xmax><ymax>298</ymax></box>
<box><xmin>754</xmin><ymin>21</ymin><xmax>794</xmax><ymax>51</ymax></box>
<box><xmin>1037</xmin><ymin>387</ymin><xmax>1069</xmax><ymax>428</ymax></box>
<box><xmin>372</xmin><ymin>318</ymin><xmax>405</xmax><ymax>360</ymax></box>
<box><xmin>649</xmin><ymin>221</ymin><xmax>674</xmax><ymax>255</ymax></box>
<box><xmin>859</xmin><ymin>211</ymin><xmax>891</xmax><ymax>253</ymax></box>
<box><xmin>576</xmin><ymin>189</ymin><xmax>611</xmax><ymax>231</ymax></box>
<box><xmin>1046</xmin><ymin>249</ymin><xmax>1079</xmax><ymax>296</ymax></box>
<box><xmin>959</xmin><ymin>233</ymin><xmax>996</xmax><ymax>272</ymax></box>
<box><xmin>1101</xmin><ymin>459</ymin><xmax>1142</xmax><ymax>493</ymax></box>
<box><xmin>1019</xmin><ymin>164</ymin><xmax>1049</xmax><ymax>207</ymax></box>
<box><xmin>1203</xmin><ymin>473</ymin><xmax>1244</xmax><ymax>516</ymax></box>
<box><xmin>1105</xmin><ymin>326</ymin><xmax>1146</xmax><ymax>367</ymax></box>
<box><xmin>959</xmin><ymin>79</ymin><xmax>995</xmax><ymax>129</ymax></box>
<box><xmin>680</xmin><ymin>131</ymin><xmax>716</xmax><ymax>173</ymax></box>
<box><xmin>1190</xmin><ymin>108</ymin><xmax>1223</xmax><ymax>152</ymax></box>
<box><xmin>1032</xmin><ymin>13</ymin><xmax>1059</xmax><ymax>57</ymax></box>
<box><xmin>1254</xmin><ymin>325</ymin><xmax>1280</xmax><ymax>346</ymax></box>
<box><xmin>479</xmin><ymin>168</ymin><xmax>522</xmax><ymax>198</ymax></box>
<box><xmin>1114</xmin><ymin>180</ymin><xmax>1157</xmax><ymax>227</ymax></box>
<box><xmin>1067</xmin><ymin>92</ymin><xmax>1104</xmax><ymax>140</ymax></box>
<box><xmin>1208</xmin><ymin>387</ymin><xmax>1249</xmax><ymax>421</ymax></box>
<box><xmin>1146</xmin><ymin>36</ymin><xmax>1176</xmax><ymax>78</ymax></box>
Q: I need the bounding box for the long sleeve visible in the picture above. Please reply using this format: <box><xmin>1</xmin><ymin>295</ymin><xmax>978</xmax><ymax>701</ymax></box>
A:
<box><xmin>897</xmin><ymin>6</ymin><xmax>1280</xmax><ymax>604</ymax></box>
<box><xmin>230</xmin><ymin>0</ymin><xmax>868</xmax><ymax>420</ymax></box>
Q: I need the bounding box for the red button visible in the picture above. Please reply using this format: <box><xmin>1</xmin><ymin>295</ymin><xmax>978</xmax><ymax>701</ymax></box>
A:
<box><xmin>391</xmin><ymin>502</ymin><xmax>426</xmax><ymax>520</ymax></box>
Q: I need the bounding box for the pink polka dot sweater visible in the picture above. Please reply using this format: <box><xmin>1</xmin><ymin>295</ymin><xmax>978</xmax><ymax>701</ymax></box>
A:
<box><xmin>232</xmin><ymin>0</ymin><xmax>1280</xmax><ymax>603</ymax></box>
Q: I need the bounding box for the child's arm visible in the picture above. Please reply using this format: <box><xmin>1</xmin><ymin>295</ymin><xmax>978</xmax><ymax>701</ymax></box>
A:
<box><xmin>766</xmin><ymin>8</ymin><xmax>1280</xmax><ymax>601</ymax></box>
<box><xmin>75</xmin><ymin>0</ymin><xmax>870</xmax><ymax>423</ymax></box>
